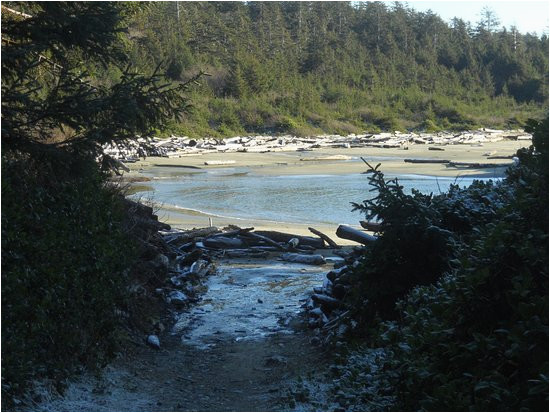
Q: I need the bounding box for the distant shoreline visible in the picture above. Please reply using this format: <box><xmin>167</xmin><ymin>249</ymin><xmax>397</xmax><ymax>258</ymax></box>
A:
<box><xmin>122</xmin><ymin>139</ymin><xmax>528</xmax><ymax>244</ymax></box>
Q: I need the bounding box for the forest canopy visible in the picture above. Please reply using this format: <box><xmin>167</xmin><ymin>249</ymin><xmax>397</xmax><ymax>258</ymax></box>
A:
<box><xmin>118</xmin><ymin>1</ymin><xmax>548</xmax><ymax>137</ymax></box>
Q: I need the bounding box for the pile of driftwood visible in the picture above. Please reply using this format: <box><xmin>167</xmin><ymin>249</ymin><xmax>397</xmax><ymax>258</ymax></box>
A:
<box><xmin>404</xmin><ymin>158</ymin><xmax>516</xmax><ymax>169</ymax></box>
<box><xmin>303</xmin><ymin>247</ymin><xmax>366</xmax><ymax>340</ymax></box>
<box><xmin>159</xmin><ymin>222</ymin><xmax>379</xmax><ymax>265</ymax></box>
<box><xmin>102</xmin><ymin>129</ymin><xmax>532</xmax><ymax>164</ymax></box>
<box><xmin>303</xmin><ymin>220</ymin><xmax>385</xmax><ymax>342</ymax></box>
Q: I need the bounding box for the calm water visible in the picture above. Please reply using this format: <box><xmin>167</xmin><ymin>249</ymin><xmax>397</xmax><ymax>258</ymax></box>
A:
<box><xmin>132</xmin><ymin>166</ymin><xmax>502</xmax><ymax>226</ymax></box>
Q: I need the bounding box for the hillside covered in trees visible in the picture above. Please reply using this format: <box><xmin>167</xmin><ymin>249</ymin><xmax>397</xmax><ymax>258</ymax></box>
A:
<box><xmin>120</xmin><ymin>1</ymin><xmax>549</xmax><ymax>137</ymax></box>
<box><xmin>1</xmin><ymin>2</ymin><xmax>548</xmax><ymax>410</ymax></box>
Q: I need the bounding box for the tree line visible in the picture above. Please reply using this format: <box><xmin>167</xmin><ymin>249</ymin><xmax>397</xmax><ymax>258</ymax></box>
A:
<box><xmin>123</xmin><ymin>1</ymin><xmax>548</xmax><ymax>136</ymax></box>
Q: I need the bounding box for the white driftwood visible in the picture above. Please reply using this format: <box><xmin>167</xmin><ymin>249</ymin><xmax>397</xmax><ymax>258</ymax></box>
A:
<box><xmin>336</xmin><ymin>225</ymin><xmax>377</xmax><ymax>245</ymax></box>
<box><xmin>308</xmin><ymin>227</ymin><xmax>340</xmax><ymax>248</ymax></box>
<box><xmin>280</xmin><ymin>253</ymin><xmax>326</xmax><ymax>265</ymax></box>
<box><xmin>204</xmin><ymin>160</ymin><xmax>236</xmax><ymax>165</ymax></box>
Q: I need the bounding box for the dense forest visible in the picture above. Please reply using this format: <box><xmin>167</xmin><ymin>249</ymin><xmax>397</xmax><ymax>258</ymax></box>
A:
<box><xmin>121</xmin><ymin>1</ymin><xmax>548</xmax><ymax>136</ymax></box>
<box><xmin>7</xmin><ymin>1</ymin><xmax>549</xmax><ymax>138</ymax></box>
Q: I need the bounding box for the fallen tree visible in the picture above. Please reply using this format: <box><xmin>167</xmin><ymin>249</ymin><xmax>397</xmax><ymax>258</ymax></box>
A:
<box><xmin>308</xmin><ymin>227</ymin><xmax>340</xmax><ymax>248</ymax></box>
<box><xmin>336</xmin><ymin>225</ymin><xmax>377</xmax><ymax>244</ymax></box>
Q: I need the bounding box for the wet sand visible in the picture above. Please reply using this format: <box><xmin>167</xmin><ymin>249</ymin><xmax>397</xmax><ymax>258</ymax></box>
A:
<box><xmin>125</xmin><ymin>139</ymin><xmax>529</xmax><ymax>243</ymax></box>
<box><xmin>142</xmin><ymin>202</ymin><xmax>357</xmax><ymax>245</ymax></box>
<box><xmin>126</xmin><ymin>140</ymin><xmax>526</xmax><ymax>177</ymax></box>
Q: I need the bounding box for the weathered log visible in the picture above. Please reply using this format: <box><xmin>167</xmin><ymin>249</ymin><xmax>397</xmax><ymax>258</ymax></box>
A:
<box><xmin>243</xmin><ymin>232</ymin><xmax>287</xmax><ymax>251</ymax></box>
<box><xmin>487</xmin><ymin>155</ymin><xmax>514</xmax><ymax>160</ymax></box>
<box><xmin>210</xmin><ymin>227</ymin><xmax>254</xmax><ymax>238</ymax></box>
<box><xmin>204</xmin><ymin>160</ymin><xmax>236</xmax><ymax>165</ymax></box>
<box><xmin>446</xmin><ymin>161</ymin><xmax>513</xmax><ymax>169</ymax></box>
<box><xmin>359</xmin><ymin>220</ymin><xmax>383</xmax><ymax>232</ymax></box>
<box><xmin>253</xmin><ymin>230</ymin><xmax>325</xmax><ymax>249</ymax></box>
<box><xmin>152</xmin><ymin>164</ymin><xmax>202</xmax><ymax>169</ymax></box>
<box><xmin>281</xmin><ymin>253</ymin><xmax>326</xmax><ymax>265</ymax></box>
<box><xmin>168</xmin><ymin>227</ymin><xmax>220</xmax><ymax>244</ymax></box>
<box><xmin>336</xmin><ymin>225</ymin><xmax>377</xmax><ymax>245</ymax></box>
<box><xmin>299</xmin><ymin>155</ymin><xmax>352</xmax><ymax>161</ymax></box>
<box><xmin>308</xmin><ymin>227</ymin><xmax>340</xmax><ymax>249</ymax></box>
<box><xmin>203</xmin><ymin>236</ymin><xmax>245</xmax><ymax>249</ymax></box>
<box><xmin>311</xmin><ymin>293</ymin><xmax>342</xmax><ymax>309</ymax></box>
<box><xmin>189</xmin><ymin>259</ymin><xmax>210</xmax><ymax>277</ymax></box>
<box><xmin>224</xmin><ymin>249</ymin><xmax>270</xmax><ymax>258</ymax></box>
<box><xmin>248</xmin><ymin>246</ymin><xmax>281</xmax><ymax>252</ymax></box>
<box><xmin>404</xmin><ymin>158</ymin><xmax>450</xmax><ymax>164</ymax></box>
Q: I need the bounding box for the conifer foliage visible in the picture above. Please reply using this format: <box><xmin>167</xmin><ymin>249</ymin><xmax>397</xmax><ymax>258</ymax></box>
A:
<box><xmin>126</xmin><ymin>1</ymin><xmax>548</xmax><ymax>136</ymax></box>
<box><xmin>1</xmin><ymin>3</ymin><xmax>194</xmax><ymax>406</ymax></box>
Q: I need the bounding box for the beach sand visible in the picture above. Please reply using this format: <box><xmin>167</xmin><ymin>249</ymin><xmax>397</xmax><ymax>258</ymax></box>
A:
<box><xmin>123</xmin><ymin>139</ymin><xmax>529</xmax><ymax>244</ymax></box>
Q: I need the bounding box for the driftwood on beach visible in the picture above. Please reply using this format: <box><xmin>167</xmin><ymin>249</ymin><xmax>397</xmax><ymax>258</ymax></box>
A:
<box><xmin>336</xmin><ymin>225</ymin><xmax>377</xmax><ymax>245</ymax></box>
<box><xmin>102</xmin><ymin>129</ymin><xmax>531</xmax><ymax>166</ymax></box>
<box><xmin>281</xmin><ymin>252</ymin><xmax>326</xmax><ymax>265</ymax></box>
<box><xmin>404</xmin><ymin>158</ymin><xmax>450</xmax><ymax>164</ymax></box>
<box><xmin>446</xmin><ymin>161</ymin><xmax>514</xmax><ymax>169</ymax></box>
<box><xmin>308</xmin><ymin>227</ymin><xmax>340</xmax><ymax>249</ymax></box>
<box><xmin>160</xmin><ymin>225</ymin><xmax>342</xmax><ymax>264</ymax></box>
<box><xmin>359</xmin><ymin>221</ymin><xmax>382</xmax><ymax>232</ymax></box>
<box><xmin>253</xmin><ymin>230</ymin><xmax>325</xmax><ymax>249</ymax></box>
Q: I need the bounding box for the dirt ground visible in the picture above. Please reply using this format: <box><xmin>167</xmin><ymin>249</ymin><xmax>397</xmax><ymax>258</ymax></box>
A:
<box><xmin>34</xmin><ymin>318</ymin><xmax>330</xmax><ymax>412</ymax></box>
<box><xmin>33</xmin><ymin>251</ymin><xmax>339</xmax><ymax>413</ymax></box>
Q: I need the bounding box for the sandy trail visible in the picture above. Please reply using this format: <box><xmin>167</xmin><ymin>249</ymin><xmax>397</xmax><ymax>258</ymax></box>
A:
<box><xmin>34</xmin><ymin>257</ymin><xmax>339</xmax><ymax>412</ymax></box>
<box><xmin>35</xmin><ymin>331</ymin><xmax>325</xmax><ymax>412</ymax></box>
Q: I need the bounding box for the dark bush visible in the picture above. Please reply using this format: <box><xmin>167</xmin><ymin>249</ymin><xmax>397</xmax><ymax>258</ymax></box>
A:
<box><xmin>1</xmin><ymin>153</ymin><xmax>135</xmax><ymax>405</ymax></box>
<box><xmin>351</xmin><ymin>118</ymin><xmax>548</xmax><ymax>410</ymax></box>
<box><xmin>349</xmin><ymin>163</ymin><xmax>512</xmax><ymax>321</ymax></box>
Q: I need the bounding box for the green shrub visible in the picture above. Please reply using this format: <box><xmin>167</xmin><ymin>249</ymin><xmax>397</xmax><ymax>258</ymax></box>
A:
<box><xmin>422</xmin><ymin>118</ymin><xmax>441</xmax><ymax>132</ymax></box>
<box><xmin>358</xmin><ymin>108</ymin><xmax>403</xmax><ymax>132</ymax></box>
<box><xmin>382</xmin><ymin>168</ymin><xmax>548</xmax><ymax>409</ymax></box>
<box><xmin>1</xmin><ymin>154</ymin><xmax>135</xmax><ymax>405</ymax></box>
<box><xmin>348</xmin><ymin>118</ymin><xmax>548</xmax><ymax>410</ymax></box>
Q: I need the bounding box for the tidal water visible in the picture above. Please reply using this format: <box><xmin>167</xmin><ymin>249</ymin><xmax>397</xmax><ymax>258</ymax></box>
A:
<box><xmin>132</xmin><ymin>166</ymin><xmax>502</xmax><ymax>226</ymax></box>
<box><xmin>172</xmin><ymin>258</ymin><xmax>334</xmax><ymax>348</ymax></box>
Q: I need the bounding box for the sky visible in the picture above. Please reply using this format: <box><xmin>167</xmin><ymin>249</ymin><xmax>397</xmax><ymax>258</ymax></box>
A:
<box><xmin>394</xmin><ymin>1</ymin><xmax>549</xmax><ymax>35</ymax></box>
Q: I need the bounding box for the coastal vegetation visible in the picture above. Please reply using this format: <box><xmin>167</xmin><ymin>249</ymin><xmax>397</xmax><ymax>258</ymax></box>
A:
<box><xmin>309</xmin><ymin>117</ymin><xmax>548</xmax><ymax>411</ymax></box>
<box><xmin>1</xmin><ymin>2</ymin><xmax>190</xmax><ymax>406</ymax></box>
<box><xmin>1</xmin><ymin>1</ymin><xmax>548</xmax><ymax>411</ymax></box>
<box><xmin>124</xmin><ymin>1</ymin><xmax>548</xmax><ymax>137</ymax></box>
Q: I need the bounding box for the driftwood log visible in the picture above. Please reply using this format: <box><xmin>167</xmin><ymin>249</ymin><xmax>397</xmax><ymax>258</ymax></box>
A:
<box><xmin>446</xmin><ymin>161</ymin><xmax>513</xmax><ymax>168</ymax></box>
<box><xmin>203</xmin><ymin>236</ymin><xmax>245</xmax><ymax>249</ymax></box>
<box><xmin>487</xmin><ymin>155</ymin><xmax>514</xmax><ymax>160</ymax></box>
<box><xmin>308</xmin><ymin>227</ymin><xmax>340</xmax><ymax>249</ymax></box>
<box><xmin>281</xmin><ymin>252</ymin><xmax>326</xmax><ymax>265</ymax></box>
<box><xmin>166</xmin><ymin>226</ymin><xmax>220</xmax><ymax>244</ymax></box>
<box><xmin>336</xmin><ymin>225</ymin><xmax>377</xmax><ymax>245</ymax></box>
<box><xmin>253</xmin><ymin>230</ymin><xmax>325</xmax><ymax>249</ymax></box>
<box><xmin>242</xmin><ymin>232</ymin><xmax>287</xmax><ymax>251</ymax></box>
<box><xmin>359</xmin><ymin>221</ymin><xmax>383</xmax><ymax>232</ymax></box>
<box><xmin>404</xmin><ymin>158</ymin><xmax>450</xmax><ymax>164</ymax></box>
<box><xmin>210</xmin><ymin>227</ymin><xmax>254</xmax><ymax>238</ymax></box>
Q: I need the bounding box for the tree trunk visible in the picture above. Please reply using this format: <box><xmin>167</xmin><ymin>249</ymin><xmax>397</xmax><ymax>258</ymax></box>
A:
<box><xmin>336</xmin><ymin>225</ymin><xmax>377</xmax><ymax>245</ymax></box>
